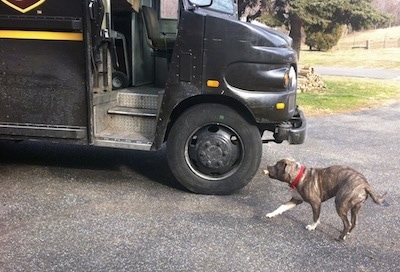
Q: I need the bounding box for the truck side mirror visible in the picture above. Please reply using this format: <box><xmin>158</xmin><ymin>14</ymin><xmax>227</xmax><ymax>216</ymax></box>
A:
<box><xmin>189</xmin><ymin>0</ymin><xmax>212</xmax><ymax>7</ymax></box>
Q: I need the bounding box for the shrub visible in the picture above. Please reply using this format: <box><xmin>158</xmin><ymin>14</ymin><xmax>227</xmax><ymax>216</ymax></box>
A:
<box><xmin>305</xmin><ymin>24</ymin><xmax>344</xmax><ymax>51</ymax></box>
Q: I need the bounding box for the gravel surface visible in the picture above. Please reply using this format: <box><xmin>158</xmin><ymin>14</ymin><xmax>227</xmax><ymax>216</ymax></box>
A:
<box><xmin>0</xmin><ymin>103</ymin><xmax>399</xmax><ymax>271</ymax></box>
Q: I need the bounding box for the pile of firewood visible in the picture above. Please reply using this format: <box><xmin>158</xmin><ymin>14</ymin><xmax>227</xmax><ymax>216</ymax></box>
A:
<box><xmin>297</xmin><ymin>66</ymin><xmax>326</xmax><ymax>93</ymax></box>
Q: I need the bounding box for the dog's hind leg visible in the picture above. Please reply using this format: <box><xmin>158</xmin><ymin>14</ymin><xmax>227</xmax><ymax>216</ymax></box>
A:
<box><xmin>266</xmin><ymin>198</ymin><xmax>303</xmax><ymax>218</ymax></box>
<box><xmin>335</xmin><ymin>200</ymin><xmax>352</xmax><ymax>240</ymax></box>
<box><xmin>349</xmin><ymin>202</ymin><xmax>362</xmax><ymax>234</ymax></box>
<box><xmin>337</xmin><ymin>211</ymin><xmax>351</xmax><ymax>240</ymax></box>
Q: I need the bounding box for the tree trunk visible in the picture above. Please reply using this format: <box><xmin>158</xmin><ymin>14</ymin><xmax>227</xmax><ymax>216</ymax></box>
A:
<box><xmin>289</xmin><ymin>14</ymin><xmax>303</xmax><ymax>60</ymax></box>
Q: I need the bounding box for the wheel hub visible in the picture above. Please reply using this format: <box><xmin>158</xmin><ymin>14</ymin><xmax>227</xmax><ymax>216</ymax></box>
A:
<box><xmin>198</xmin><ymin>138</ymin><xmax>231</xmax><ymax>168</ymax></box>
<box><xmin>188</xmin><ymin>124</ymin><xmax>241</xmax><ymax>178</ymax></box>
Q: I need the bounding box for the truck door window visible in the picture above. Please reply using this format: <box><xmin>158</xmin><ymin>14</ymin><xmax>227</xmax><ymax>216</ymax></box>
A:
<box><xmin>161</xmin><ymin>0</ymin><xmax>179</xmax><ymax>19</ymax></box>
<box><xmin>209</xmin><ymin>0</ymin><xmax>234</xmax><ymax>14</ymax></box>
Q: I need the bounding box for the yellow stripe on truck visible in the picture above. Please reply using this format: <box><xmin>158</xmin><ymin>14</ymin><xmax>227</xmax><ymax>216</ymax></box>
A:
<box><xmin>0</xmin><ymin>30</ymin><xmax>83</xmax><ymax>41</ymax></box>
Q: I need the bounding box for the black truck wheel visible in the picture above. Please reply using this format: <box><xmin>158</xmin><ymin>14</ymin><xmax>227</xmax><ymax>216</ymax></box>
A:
<box><xmin>167</xmin><ymin>104</ymin><xmax>262</xmax><ymax>194</ymax></box>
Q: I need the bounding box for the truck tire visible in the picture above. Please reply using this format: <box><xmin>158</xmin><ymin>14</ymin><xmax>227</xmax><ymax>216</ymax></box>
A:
<box><xmin>167</xmin><ymin>103</ymin><xmax>262</xmax><ymax>195</ymax></box>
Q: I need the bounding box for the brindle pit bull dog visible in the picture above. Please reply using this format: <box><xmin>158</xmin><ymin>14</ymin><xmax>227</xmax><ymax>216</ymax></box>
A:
<box><xmin>263</xmin><ymin>158</ymin><xmax>388</xmax><ymax>240</ymax></box>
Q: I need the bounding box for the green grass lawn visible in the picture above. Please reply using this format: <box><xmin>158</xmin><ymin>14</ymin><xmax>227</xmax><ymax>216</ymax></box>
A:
<box><xmin>297</xmin><ymin>77</ymin><xmax>400</xmax><ymax>116</ymax></box>
<box><xmin>297</xmin><ymin>28</ymin><xmax>400</xmax><ymax>116</ymax></box>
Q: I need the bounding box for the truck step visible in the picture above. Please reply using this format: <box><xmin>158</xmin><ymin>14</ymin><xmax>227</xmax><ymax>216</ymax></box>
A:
<box><xmin>117</xmin><ymin>90</ymin><xmax>159</xmax><ymax>109</ymax></box>
<box><xmin>94</xmin><ymin>88</ymin><xmax>163</xmax><ymax>150</ymax></box>
<box><xmin>108</xmin><ymin>106</ymin><xmax>157</xmax><ymax>117</ymax></box>
<box><xmin>107</xmin><ymin>113</ymin><xmax>156</xmax><ymax>139</ymax></box>
<box><xmin>94</xmin><ymin>130</ymin><xmax>153</xmax><ymax>151</ymax></box>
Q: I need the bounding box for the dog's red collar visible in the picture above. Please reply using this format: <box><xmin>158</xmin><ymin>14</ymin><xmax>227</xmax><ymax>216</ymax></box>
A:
<box><xmin>290</xmin><ymin>166</ymin><xmax>306</xmax><ymax>189</ymax></box>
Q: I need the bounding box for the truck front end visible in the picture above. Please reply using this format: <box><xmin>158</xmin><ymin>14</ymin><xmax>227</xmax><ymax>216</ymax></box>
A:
<box><xmin>162</xmin><ymin>0</ymin><xmax>307</xmax><ymax>194</ymax></box>
<box><xmin>198</xmin><ymin>2</ymin><xmax>306</xmax><ymax>144</ymax></box>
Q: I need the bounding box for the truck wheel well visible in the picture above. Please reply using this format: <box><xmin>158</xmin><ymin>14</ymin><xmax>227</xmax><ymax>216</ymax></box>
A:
<box><xmin>165</xmin><ymin>95</ymin><xmax>258</xmax><ymax>142</ymax></box>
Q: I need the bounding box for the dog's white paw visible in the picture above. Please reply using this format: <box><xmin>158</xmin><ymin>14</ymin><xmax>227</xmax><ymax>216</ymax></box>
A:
<box><xmin>263</xmin><ymin>169</ymin><xmax>269</xmax><ymax>175</ymax></box>
<box><xmin>306</xmin><ymin>225</ymin><xmax>316</xmax><ymax>231</ymax></box>
<box><xmin>266</xmin><ymin>212</ymin><xmax>277</xmax><ymax>218</ymax></box>
<box><xmin>305</xmin><ymin>221</ymin><xmax>320</xmax><ymax>231</ymax></box>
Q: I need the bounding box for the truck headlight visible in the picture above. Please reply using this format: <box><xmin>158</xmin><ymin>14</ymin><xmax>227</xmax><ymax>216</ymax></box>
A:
<box><xmin>283</xmin><ymin>66</ymin><xmax>297</xmax><ymax>90</ymax></box>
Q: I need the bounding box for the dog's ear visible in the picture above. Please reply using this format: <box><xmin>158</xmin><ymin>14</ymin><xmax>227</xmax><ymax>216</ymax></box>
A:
<box><xmin>277</xmin><ymin>159</ymin><xmax>288</xmax><ymax>172</ymax></box>
<box><xmin>285</xmin><ymin>160</ymin><xmax>300</xmax><ymax>181</ymax></box>
<box><xmin>277</xmin><ymin>159</ymin><xmax>292</xmax><ymax>182</ymax></box>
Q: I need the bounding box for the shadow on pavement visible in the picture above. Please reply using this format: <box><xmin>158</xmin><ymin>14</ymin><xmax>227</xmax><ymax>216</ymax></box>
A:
<box><xmin>0</xmin><ymin>140</ymin><xmax>187</xmax><ymax>192</ymax></box>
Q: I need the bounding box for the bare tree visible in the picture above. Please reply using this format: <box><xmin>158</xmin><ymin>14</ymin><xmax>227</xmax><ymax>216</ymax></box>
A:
<box><xmin>372</xmin><ymin>0</ymin><xmax>400</xmax><ymax>25</ymax></box>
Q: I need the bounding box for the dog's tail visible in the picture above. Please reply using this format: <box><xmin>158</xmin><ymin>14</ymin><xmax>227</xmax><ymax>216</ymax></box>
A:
<box><xmin>366</xmin><ymin>186</ymin><xmax>389</xmax><ymax>207</ymax></box>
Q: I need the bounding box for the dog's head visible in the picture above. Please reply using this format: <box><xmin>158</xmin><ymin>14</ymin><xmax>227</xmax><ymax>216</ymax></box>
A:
<box><xmin>265</xmin><ymin>158</ymin><xmax>302</xmax><ymax>184</ymax></box>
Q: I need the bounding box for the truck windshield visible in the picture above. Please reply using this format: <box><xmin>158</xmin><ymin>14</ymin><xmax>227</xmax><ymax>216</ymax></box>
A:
<box><xmin>209</xmin><ymin>0</ymin><xmax>234</xmax><ymax>14</ymax></box>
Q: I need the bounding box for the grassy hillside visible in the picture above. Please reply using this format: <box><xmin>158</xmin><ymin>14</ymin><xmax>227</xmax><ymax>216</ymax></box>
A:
<box><xmin>300</xmin><ymin>48</ymin><xmax>400</xmax><ymax>69</ymax></box>
<box><xmin>300</xmin><ymin>26</ymin><xmax>400</xmax><ymax>69</ymax></box>
<box><xmin>335</xmin><ymin>25</ymin><xmax>400</xmax><ymax>50</ymax></box>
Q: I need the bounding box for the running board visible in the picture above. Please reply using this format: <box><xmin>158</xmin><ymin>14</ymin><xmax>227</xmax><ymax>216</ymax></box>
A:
<box><xmin>94</xmin><ymin>137</ymin><xmax>152</xmax><ymax>151</ymax></box>
<box><xmin>94</xmin><ymin>130</ymin><xmax>153</xmax><ymax>151</ymax></box>
<box><xmin>107</xmin><ymin>106</ymin><xmax>157</xmax><ymax>117</ymax></box>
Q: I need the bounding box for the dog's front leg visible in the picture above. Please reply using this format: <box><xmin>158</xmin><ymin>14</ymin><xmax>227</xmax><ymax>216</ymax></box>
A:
<box><xmin>266</xmin><ymin>198</ymin><xmax>303</xmax><ymax>218</ymax></box>
<box><xmin>306</xmin><ymin>202</ymin><xmax>321</xmax><ymax>231</ymax></box>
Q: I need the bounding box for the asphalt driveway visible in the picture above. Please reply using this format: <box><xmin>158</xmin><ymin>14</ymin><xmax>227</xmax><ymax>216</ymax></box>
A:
<box><xmin>0</xmin><ymin>103</ymin><xmax>399</xmax><ymax>271</ymax></box>
<box><xmin>315</xmin><ymin>66</ymin><xmax>400</xmax><ymax>80</ymax></box>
